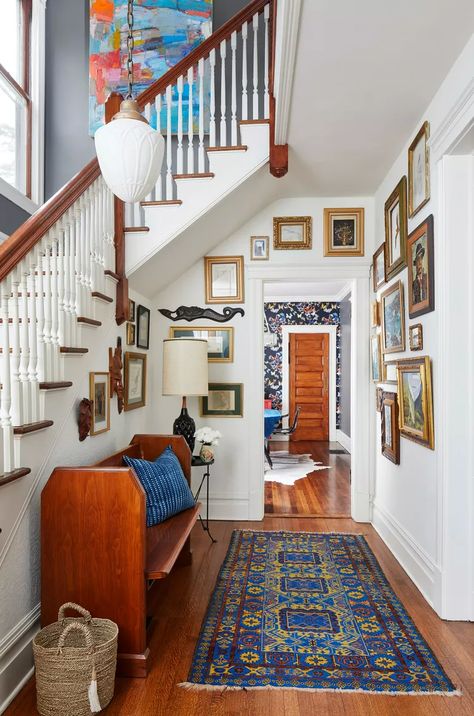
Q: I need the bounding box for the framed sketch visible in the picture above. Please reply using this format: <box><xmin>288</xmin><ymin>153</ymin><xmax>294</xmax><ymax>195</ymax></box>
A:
<box><xmin>408</xmin><ymin>121</ymin><xmax>430</xmax><ymax>217</ymax></box>
<box><xmin>384</xmin><ymin>177</ymin><xmax>408</xmax><ymax>281</ymax></box>
<box><xmin>323</xmin><ymin>208</ymin><xmax>364</xmax><ymax>257</ymax></box>
<box><xmin>373</xmin><ymin>243</ymin><xmax>385</xmax><ymax>291</ymax></box>
<box><xmin>89</xmin><ymin>372</ymin><xmax>110</xmax><ymax>435</ymax></box>
<box><xmin>250</xmin><ymin>236</ymin><xmax>269</xmax><ymax>261</ymax></box>
<box><xmin>407</xmin><ymin>214</ymin><xmax>434</xmax><ymax>318</ymax></box>
<box><xmin>409</xmin><ymin>324</ymin><xmax>423</xmax><ymax>351</ymax></box>
<box><xmin>204</xmin><ymin>256</ymin><xmax>244</xmax><ymax>304</ymax></box>
<box><xmin>397</xmin><ymin>356</ymin><xmax>434</xmax><ymax>449</ymax></box>
<box><xmin>124</xmin><ymin>352</ymin><xmax>147</xmax><ymax>411</ymax></box>
<box><xmin>382</xmin><ymin>359</ymin><xmax>398</xmax><ymax>384</ymax></box>
<box><xmin>273</xmin><ymin>216</ymin><xmax>312</xmax><ymax>250</ymax></box>
<box><xmin>381</xmin><ymin>391</ymin><xmax>400</xmax><ymax>464</ymax></box>
<box><xmin>136</xmin><ymin>305</ymin><xmax>150</xmax><ymax>349</ymax></box>
<box><xmin>371</xmin><ymin>300</ymin><xmax>380</xmax><ymax>328</ymax></box>
<box><xmin>200</xmin><ymin>382</ymin><xmax>243</xmax><ymax>417</ymax></box>
<box><xmin>371</xmin><ymin>334</ymin><xmax>382</xmax><ymax>383</ymax></box>
<box><xmin>381</xmin><ymin>281</ymin><xmax>405</xmax><ymax>354</ymax></box>
<box><xmin>169</xmin><ymin>326</ymin><xmax>234</xmax><ymax>363</ymax></box>
<box><xmin>128</xmin><ymin>299</ymin><xmax>136</xmax><ymax>322</ymax></box>
<box><xmin>126</xmin><ymin>322</ymin><xmax>135</xmax><ymax>346</ymax></box>
<box><xmin>376</xmin><ymin>386</ymin><xmax>384</xmax><ymax>412</ymax></box>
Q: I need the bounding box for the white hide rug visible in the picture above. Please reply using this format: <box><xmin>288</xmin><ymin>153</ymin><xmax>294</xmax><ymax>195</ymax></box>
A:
<box><xmin>264</xmin><ymin>452</ymin><xmax>331</xmax><ymax>486</ymax></box>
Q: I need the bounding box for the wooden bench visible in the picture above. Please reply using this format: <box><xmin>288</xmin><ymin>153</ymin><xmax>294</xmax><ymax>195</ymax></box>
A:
<box><xmin>41</xmin><ymin>434</ymin><xmax>200</xmax><ymax>677</ymax></box>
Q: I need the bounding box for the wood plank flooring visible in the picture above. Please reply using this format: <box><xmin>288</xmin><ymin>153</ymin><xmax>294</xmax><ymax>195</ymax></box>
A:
<box><xmin>6</xmin><ymin>517</ymin><xmax>474</xmax><ymax>716</ymax></box>
<box><xmin>265</xmin><ymin>440</ymin><xmax>351</xmax><ymax>517</ymax></box>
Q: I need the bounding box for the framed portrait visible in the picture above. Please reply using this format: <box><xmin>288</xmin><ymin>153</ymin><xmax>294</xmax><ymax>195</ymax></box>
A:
<box><xmin>136</xmin><ymin>305</ymin><xmax>150</xmax><ymax>349</ymax></box>
<box><xmin>381</xmin><ymin>281</ymin><xmax>405</xmax><ymax>354</ymax></box>
<box><xmin>408</xmin><ymin>121</ymin><xmax>430</xmax><ymax>217</ymax></box>
<box><xmin>384</xmin><ymin>177</ymin><xmax>408</xmax><ymax>281</ymax></box>
<box><xmin>397</xmin><ymin>356</ymin><xmax>434</xmax><ymax>449</ymax></box>
<box><xmin>169</xmin><ymin>326</ymin><xmax>234</xmax><ymax>363</ymax></box>
<box><xmin>381</xmin><ymin>391</ymin><xmax>400</xmax><ymax>464</ymax></box>
<box><xmin>89</xmin><ymin>372</ymin><xmax>110</xmax><ymax>435</ymax></box>
<box><xmin>250</xmin><ymin>236</ymin><xmax>269</xmax><ymax>261</ymax></box>
<box><xmin>126</xmin><ymin>322</ymin><xmax>135</xmax><ymax>346</ymax></box>
<box><xmin>200</xmin><ymin>383</ymin><xmax>243</xmax><ymax>417</ymax></box>
<box><xmin>323</xmin><ymin>208</ymin><xmax>364</xmax><ymax>257</ymax></box>
<box><xmin>124</xmin><ymin>352</ymin><xmax>147</xmax><ymax>411</ymax></box>
<box><xmin>204</xmin><ymin>256</ymin><xmax>244</xmax><ymax>304</ymax></box>
<box><xmin>376</xmin><ymin>386</ymin><xmax>384</xmax><ymax>412</ymax></box>
<box><xmin>128</xmin><ymin>299</ymin><xmax>136</xmax><ymax>322</ymax></box>
<box><xmin>371</xmin><ymin>301</ymin><xmax>380</xmax><ymax>328</ymax></box>
<box><xmin>273</xmin><ymin>216</ymin><xmax>312</xmax><ymax>250</ymax></box>
<box><xmin>370</xmin><ymin>334</ymin><xmax>382</xmax><ymax>383</ymax></box>
<box><xmin>407</xmin><ymin>214</ymin><xmax>434</xmax><ymax>318</ymax></box>
<box><xmin>382</xmin><ymin>359</ymin><xmax>398</xmax><ymax>384</ymax></box>
<box><xmin>373</xmin><ymin>243</ymin><xmax>385</xmax><ymax>292</ymax></box>
<box><xmin>409</xmin><ymin>324</ymin><xmax>423</xmax><ymax>351</ymax></box>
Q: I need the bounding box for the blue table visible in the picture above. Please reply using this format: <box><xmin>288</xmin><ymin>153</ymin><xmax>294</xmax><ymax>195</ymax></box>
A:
<box><xmin>264</xmin><ymin>409</ymin><xmax>281</xmax><ymax>468</ymax></box>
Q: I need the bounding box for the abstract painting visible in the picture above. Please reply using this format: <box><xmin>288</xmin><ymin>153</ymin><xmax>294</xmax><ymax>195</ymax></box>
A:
<box><xmin>89</xmin><ymin>0</ymin><xmax>213</xmax><ymax>135</ymax></box>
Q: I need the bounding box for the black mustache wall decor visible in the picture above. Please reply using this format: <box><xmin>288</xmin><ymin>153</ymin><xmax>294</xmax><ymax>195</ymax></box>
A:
<box><xmin>158</xmin><ymin>305</ymin><xmax>245</xmax><ymax>323</ymax></box>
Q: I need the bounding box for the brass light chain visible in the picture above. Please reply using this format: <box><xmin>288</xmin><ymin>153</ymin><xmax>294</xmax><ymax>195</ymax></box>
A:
<box><xmin>126</xmin><ymin>0</ymin><xmax>135</xmax><ymax>99</ymax></box>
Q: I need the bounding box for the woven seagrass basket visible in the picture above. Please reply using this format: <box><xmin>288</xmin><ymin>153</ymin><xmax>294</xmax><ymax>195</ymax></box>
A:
<box><xmin>33</xmin><ymin>603</ymin><xmax>118</xmax><ymax>715</ymax></box>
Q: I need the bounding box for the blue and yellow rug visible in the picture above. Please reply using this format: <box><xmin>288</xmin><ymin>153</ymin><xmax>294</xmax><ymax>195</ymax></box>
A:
<box><xmin>182</xmin><ymin>530</ymin><xmax>458</xmax><ymax>695</ymax></box>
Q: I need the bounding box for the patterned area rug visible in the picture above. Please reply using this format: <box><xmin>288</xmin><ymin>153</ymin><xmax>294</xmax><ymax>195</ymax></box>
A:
<box><xmin>182</xmin><ymin>531</ymin><xmax>458</xmax><ymax>695</ymax></box>
<box><xmin>265</xmin><ymin>452</ymin><xmax>331</xmax><ymax>486</ymax></box>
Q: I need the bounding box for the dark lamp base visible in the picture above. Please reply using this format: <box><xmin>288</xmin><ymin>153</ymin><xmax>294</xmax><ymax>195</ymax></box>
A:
<box><xmin>173</xmin><ymin>405</ymin><xmax>196</xmax><ymax>452</ymax></box>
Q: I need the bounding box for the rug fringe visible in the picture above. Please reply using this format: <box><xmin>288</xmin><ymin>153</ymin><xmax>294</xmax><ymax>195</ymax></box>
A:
<box><xmin>178</xmin><ymin>682</ymin><xmax>461</xmax><ymax>697</ymax></box>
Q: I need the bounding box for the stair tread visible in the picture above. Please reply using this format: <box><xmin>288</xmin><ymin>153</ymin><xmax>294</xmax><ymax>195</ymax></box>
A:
<box><xmin>124</xmin><ymin>226</ymin><xmax>150</xmax><ymax>232</ymax></box>
<box><xmin>104</xmin><ymin>270</ymin><xmax>120</xmax><ymax>281</ymax></box>
<box><xmin>206</xmin><ymin>145</ymin><xmax>248</xmax><ymax>152</ymax></box>
<box><xmin>140</xmin><ymin>200</ymin><xmax>183</xmax><ymax>206</ymax></box>
<box><xmin>77</xmin><ymin>316</ymin><xmax>102</xmax><ymax>326</ymax></box>
<box><xmin>60</xmin><ymin>347</ymin><xmax>88</xmax><ymax>354</ymax></box>
<box><xmin>0</xmin><ymin>467</ymin><xmax>31</xmax><ymax>487</ymax></box>
<box><xmin>39</xmin><ymin>381</ymin><xmax>73</xmax><ymax>390</ymax></box>
<box><xmin>239</xmin><ymin>119</ymin><xmax>270</xmax><ymax>125</ymax></box>
<box><xmin>14</xmin><ymin>420</ymin><xmax>54</xmax><ymax>435</ymax></box>
<box><xmin>92</xmin><ymin>291</ymin><xmax>113</xmax><ymax>303</ymax></box>
<box><xmin>173</xmin><ymin>172</ymin><xmax>215</xmax><ymax>179</ymax></box>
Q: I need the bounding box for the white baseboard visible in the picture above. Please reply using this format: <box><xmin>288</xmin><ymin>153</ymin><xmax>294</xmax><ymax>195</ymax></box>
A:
<box><xmin>207</xmin><ymin>497</ymin><xmax>250</xmax><ymax>521</ymax></box>
<box><xmin>336</xmin><ymin>429</ymin><xmax>351</xmax><ymax>453</ymax></box>
<box><xmin>0</xmin><ymin>605</ymin><xmax>40</xmax><ymax>714</ymax></box>
<box><xmin>372</xmin><ymin>501</ymin><xmax>439</xmax><ymax>607</ymax></box>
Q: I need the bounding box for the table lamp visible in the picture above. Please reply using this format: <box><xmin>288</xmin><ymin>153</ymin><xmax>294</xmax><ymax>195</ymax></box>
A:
<box><xmin>162</xmin><ymin>338</ymin><xmax>209</xmax><ymax>452</ymax></box>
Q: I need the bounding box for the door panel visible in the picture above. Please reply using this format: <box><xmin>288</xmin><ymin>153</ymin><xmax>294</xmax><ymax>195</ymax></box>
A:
<box><xmin>289</xmin><ymin>333</ymin><xmax>329</xmax><ymax>441</ymax></box>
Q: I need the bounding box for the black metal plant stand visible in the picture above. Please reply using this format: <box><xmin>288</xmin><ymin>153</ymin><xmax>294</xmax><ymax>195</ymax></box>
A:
<box><xmin>191</xmin><ymin>456</ymin><xmax>217</xmax><ymax>543</ymax></box>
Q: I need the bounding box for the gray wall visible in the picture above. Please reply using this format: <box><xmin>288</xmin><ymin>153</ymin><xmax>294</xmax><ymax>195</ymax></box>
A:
<box><xmin>339</xmin><ymin>294</ymin><xmax>351</xmax><ymax>438</ymax></box>
<box><xmin>0</xmin><ymin>196</ymin><xmax>30</xmax><ymax>236</ymax></box>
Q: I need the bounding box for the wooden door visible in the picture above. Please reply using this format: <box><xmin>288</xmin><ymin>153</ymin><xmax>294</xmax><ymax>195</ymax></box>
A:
<box><xmin>289</xmin><ymin>333</ymin><xmax>329</xmax><ymax>441</ymax></box>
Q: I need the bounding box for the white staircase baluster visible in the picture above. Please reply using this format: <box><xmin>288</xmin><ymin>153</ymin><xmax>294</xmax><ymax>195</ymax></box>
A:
<box><xmin>220</xmin><ymin>40</ymin><xmax>227</xmax><ymax>147</ymax></box>
<box><xmin>209</xmin><ymin>49</ymin><xmax>216</xmax><ymax>147</ymax></box>
<box><xmin>36</xmin><ymin>243</ymin><xmax>46</xmax><ymax>379</ymax></box>
<box><xmin>187</xmin><ymin>68</ymin><xmax>195</xmax><ymax>173</ymax></box>
<box><xmin>198</xmin><ymin>59</ymin><xmax>205</xmax><ymax>172</ymax></box>
<box><xmin>70</xmin><ymin>209</ymin><xmax>79</xmax><ymax>347</ymax></box>
<box><xmin>252</xmin><ymin>12</ymin><xmax>259</xmax><ymax>119</ymax></box>
<box><xmin>231</xmin><ymin>31</ymin><xmax>238</xmax><ymax>146</ymax></box>
<box><xmin>144</xmin><ymin>105</ymin><xmax>153</xmax><ymax>202</ymax></box>
<box><xmin>106</xmin><ymin>189</ymin><xmax>115</xmax><ymax>276</ymax></box>
<box><xmin>166</xmin><ymin>85</ymin><xmax>173</xmax><ymax>198</ymax></box>
<box><xmin>154</xmin><ymin>95</ymin><xmax>163</xmax><ymax>200</ymax></box>
<box><xmin>50</xmin><ymin>237</ymin><xmax>60</xmax><ymax>381</ymax></box>
<box><xmin>27</xmin><ymin>250</ymin><xmax>40</xmax><ymax>419</ymax></box>
<box><xmin>177</xmin><ymin>76</ymin><xmax>184</xmax><ymax>175</ymax></box>
<box><xmin>241</xmin><ymin>22</ymin><xmax>248</xmax><ymax>121</ymax></box>
<box><xmin>0</xmin><ymin>278</ymin><xmax>14</xmax><ymax>472</ymax></box>
<box><xmin>85</xmin><ymin>189</ymin><xmax>93</xmax><ymax>315</ymax></box>
<box><xmin>19</xmin><ymin>264</ymin><xmax>31</xmax><ymax>423</ymax></box>
<box><xmin>63</xmin><ymin>216</ymin><xmax>71</xmax><ymax>348</ymax></box>
<box><xmin>10</xmin><ymin>269</ymin><xmax>22</xmax><ymax>425</ymax></box>
<box><xmin>264</xmin><ymin>4</ymin><xmax>270</xmax><ymax>118</ymax></box>
<box><xmin>44</xmin><ymin>237</ymin><xmax>53</xmax><ymax>380</ymax></box>
<box><xmin>91</xmin><ymin>182</ymin><xmax>99</xmax><ymax>292</ymax></box>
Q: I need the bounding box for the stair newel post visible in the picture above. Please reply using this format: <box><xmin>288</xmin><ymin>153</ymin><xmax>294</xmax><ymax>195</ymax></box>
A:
<box><xmin>198</xmin><ymin>58</ymin><xmax>205</xmax><ymax>172</ymax></box>
<box><xmin>166</xmin><ymin>84</ymin><xmax>173</xmax><ymax>199</ymax></box>
<box><xmin>186</xmin><ymin>67</ymin><xmax>195</xmax><ymax>173</ymax></box>
<box><xmin>10</xmin><ymin>267</ymin><xmax>22</xmax><ymax>426</ymax></box>
<box><xmin>241</xmin><ymin>21</ymin><xmax>248</xmax><ymax>121</ymax></box>
<box><xmin>219</xmin><ymin>39</ymin><xmax>227</xmax><ymax>147</ymax></box>
<box><xmin>209</xmin><ymin>49</ymin><xmax>216</xmax><ymax>148</ymax></box>
<box><xmin>264</xmin><ymin>3</ymin><xmax>270</xmax><ymax>118</ymax></box>
<box><xmin>0</xmin><ymin>278</ymin><xmax>15</xmax><ymax>472</ymax></box>
<box><xmin>252</xmin><ymin>12</ymin><xmax>259</xmax><ymax>119</ymax></box>
<box><xmin>154</xmin><ymin>94</ymin><xmax>163</xmax><ymax>201</ymax></box>
<box><xmin>177</xmin><ymin>76</ymin><xmax>184</xmax><ymax>175</ymax></box>
<box><xmin>36</xmin><ymin>241</ymin><xmax>46</xmax><ymax>380</ymax></box>
<box><xmin>18</xmin><ymin>261</ymin><xmax>31</xmax><ymax>422</ymax></box>
<box><xmin>50</xmin><ymin>234</ymin><xmax>60</xmax><ymax>382</ymax></box>
<box><xmin>231</xmin><ymin>31</ymin><xmax>238</xmax><ymax>146</ymax></box>
<box><xmin>26</xmin><ymin>248</ymin><xmax>40</xmax><ymax>421</ymax></box>
<box><xmin>43</xmin><ymin>233</ymin><xmax>54</xmax><ymax>381</ymax></box>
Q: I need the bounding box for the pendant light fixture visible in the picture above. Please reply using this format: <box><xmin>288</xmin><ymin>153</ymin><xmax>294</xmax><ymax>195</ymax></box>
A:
<box><xmin>95</xmin><ymin>0</ymin><xmax>164</xmax><ymax>203</ymax></box>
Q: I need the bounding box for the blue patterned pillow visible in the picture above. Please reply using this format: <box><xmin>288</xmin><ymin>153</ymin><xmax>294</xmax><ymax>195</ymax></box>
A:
<box><xmin>123</xmin><ymin>446</ymin><xmax>195</xmax><ymax>527</ymax></box>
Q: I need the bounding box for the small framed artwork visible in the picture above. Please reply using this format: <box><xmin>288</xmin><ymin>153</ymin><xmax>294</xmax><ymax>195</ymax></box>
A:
<box><xmin>408</xmin><ymin>121</ymin><xmax>430</xmax><ymax>217</ymax></box>
<box><xmin>376</xmin><ymin>386</ymin><xmax>384</xmax><ymax>412</ymax></box>
<box><xmin>169</xmin><ymin>326</ymin><xmax>234</xmax><ymax>363</ymax></box>
<box><xmin>136</xmin><ymin>305</ymin><xmax>150</xmax><ymax>349</ymax></box>
<box><xmin>409</xmin><ymin>324</ymin><xmax>423</xmax><ymax>351</ymax></box>
<box><xmin>407</xmin><ymin>214</ymin><xmax>435</xmax><ymax>318</ymax></box>
<box><xmin>200</xmin><ymin>382</ymin><xmax>243</xmax><ymax>418</ymax></box>
<box><xmin>126</xmin><ymin>322</ymin><xmax>135</xmax><ymax>346</ymax></box>
<box><xmin>384</xmin><ymin>177</ymin><xmax>408</xmax><ymax>281</ymax></box>
<box><xmin>370</xmin><ymin>334</ymin><xmax>382</xmax><ymax>383</ymax></box>
<box><xmin>273</xmin><ymin>216</ymin><xmax>312</xmax><ymax>250</ymax></box>
<box><xmin>204</xmin><ymin>256</ymin><xmax>244</xmax><ymax>304</ymax></box>
<box><xmin>380</xmin><ymin>281</ymin><xmax>405</xmax><ymax>354</ymax></box>
<box><xmin>124</xmin><ymin>352</ymin><xmax>147</xmax><ymax>411</ymax></box>
<box><xmin>397</xmin><ymin>356</ymin><xmax>434</xmax><ymax>449</ymax></box>
<box><xmin>323</xmin><ymin>208</ymin><xmax>364</xmax><ymax>257</ymax></box>
<box><xmin>128</xmin><ymin>299</ymin><xmax>136</xmax><ymax>322</ymax></box>
<box><xmin>371</xmin><ymin>301</ymin><xmax>380</xmax><ymax>328</ymax></box>
<box><xmin>89</xmin><ymin>372</ymin><xmax>110</xmax><ymax>436</ymax></box>
<box><xmin>382</xmin><ymin>359</ymin><xmax>398</xmax><ymax>384</ymax></box>
<box><xmin>250</xmin><ymin>236</ymin><xmax>269</xmax><ymax>261</ymax></box>
<box><xmin>373</xmin><ymin>243</ymin><xmax>385</xmax><ymax>292</ymax></box>
<box><xmin>381</xmin><ymin>391</ymin><xmax>400</xmax><ymax>464</ymax></box>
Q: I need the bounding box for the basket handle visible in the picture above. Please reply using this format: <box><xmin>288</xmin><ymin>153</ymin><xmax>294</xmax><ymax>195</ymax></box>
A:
<box><xmin>57</xmin><ymin>621</ymin><xmax>94</xmax><ymax>654</ymax></box>
<box><xmin>58</xmin><ymin>602</ymin><xmax>92</xmax><ymax>623</ymax></box>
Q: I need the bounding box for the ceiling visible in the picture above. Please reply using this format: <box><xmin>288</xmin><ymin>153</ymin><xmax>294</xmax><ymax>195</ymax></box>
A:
<box><xmin>286</xmin><ymin>0</ymin><xmax>474</xmax><ymax>195</ymax></box>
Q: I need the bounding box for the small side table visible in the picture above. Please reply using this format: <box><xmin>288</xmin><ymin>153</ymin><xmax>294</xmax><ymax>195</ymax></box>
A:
<box><xmin>191</xmin><ymin>456</ymin><xmax>217</xmax><ymax>543</ymax></box>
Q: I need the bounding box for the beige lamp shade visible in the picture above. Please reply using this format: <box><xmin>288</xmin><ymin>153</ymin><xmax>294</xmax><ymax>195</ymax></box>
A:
<box><xmin>162</xmin><ymin>338</ymin><xmax>209</xmax><ymax>396</ymax></box>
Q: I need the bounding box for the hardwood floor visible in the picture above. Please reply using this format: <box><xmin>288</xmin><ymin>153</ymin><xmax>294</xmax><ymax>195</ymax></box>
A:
<box><xmin>7</xmin><ymin>518</ymin><xmax>474</xmax><ymax>716</ymax></box>
<box><xmin>265</xmin><ymin>440</ymin><xmax>351</xmax><ymax>517</ymax></box>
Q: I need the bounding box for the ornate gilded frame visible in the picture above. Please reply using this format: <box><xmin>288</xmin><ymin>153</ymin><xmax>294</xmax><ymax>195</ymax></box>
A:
<box><xmin>397</xmin><ymin>356</ymin><xmax>434</xmax><ymax>449</ymax></box>
<box><xmin>273</xmin><ymin>216</ymin><xmax>312</xmax><ymax>250</ymax></box>
<box><xmin>380</xmin><ymin>280</ymin><xmax>406</xmax><ymax>354</ymax></box>
<box><xmin>323</xmin><ymin>207</ymin><xmax>365</xmax><ymax>257</ymax></box>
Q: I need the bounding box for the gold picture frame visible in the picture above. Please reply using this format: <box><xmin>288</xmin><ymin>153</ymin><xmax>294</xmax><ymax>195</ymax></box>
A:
<box><xmin>371</xmin><ymin>333</ymin><xmax>382</xmax><ymax>383</ymax></box>
<box><xmin>204</xmin><ymin>256</ymin><xmax>244</xmax><ymax>304</ymax></box>
<box><xmin>123</xmin><ymin>352</ymin><xmax>147</xmax><ymax>411</ymax></box>
<box><xmin>372</xmin><ymin>243</ymin><xmax>385</xmax><ymax>291</ymax></box>
<box><xmin>408</xmin><ymin>121</ymin><xmax>430</xmax><ymax>218</ymax></box>
<box><xmin>126</xmin><ymin>322</ymin><xmax>135</xmax><ymax>346</ymax></box>
<box><xmin>89</xmin><ymin>372</ymin><xmax>110</xmax><ymax>436</ymax></box>
<box><xmin>384</xmin><ymin>177</ymin><xmax>408</xmax><ymax>281</ymax></box>
<box><xmin>169</xmin><ymin>326</ymin><xmax>234</xmax><ymax>363</ymax></box>
<box><xmin>382</xmin><ymin>359</ymin><xmax>398</xmax><ymax>384</ymax></box>
<box><xmin>273</xmin><ymin>216</ymin><xmax>312</xmax><ymax>250</ymax></box>
<box><xmin>409</xmin><ymin>323</ymin><xmax>423</xmax><ymax>351</ymax></box>
<box><xmin>381</xmin><ymin>391</ymin><xmax>400</xmax><ymax>464</ymax></box>
<box><xmin>371</xmin><ymin>300</ymin><xmax>380</xmax><ymax>328</ymax></box>
<box><xmin>397</xmin><ymin>356</ymin><xmax>434</xmax><ymax>449</ymax></box>
<box><xmin>380</xmin><ymin>281</ymin><xmax>405</xmax><ymax>354</ymax></box>
<box><xmin>323</xmin><ymin>208</ymin><xmax>364</xmax><ymax>257</ymax></box>
<box><xmin>250</xmin><ymin>236</ymin><xmax>269</xmax><ymax>261</ymax></box>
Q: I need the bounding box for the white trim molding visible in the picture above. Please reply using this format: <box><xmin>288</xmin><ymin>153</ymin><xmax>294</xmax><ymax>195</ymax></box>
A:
<box><xmin>0</xmin><ymin>604</ymin><xmax>40</xmax><ymax>715</ymax></box>
<box><xmin>336</xmin><ymin>429</ymin><xmax>351</xmax><ymax>453</ymax></box>
<box><xmin>0</xmin><ymin>179</ymin><xmax>38</xmax><ymax>215</ymax></box>
<box><xmin>272</xmin><ymin>0</ymin><xmax>302</xmax><ymax>145</ymax></box>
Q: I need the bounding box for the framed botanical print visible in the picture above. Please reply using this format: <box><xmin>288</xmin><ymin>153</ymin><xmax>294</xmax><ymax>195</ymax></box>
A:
<box><xmin>371</xmin><ymin>301</ymin><xmax>380</xmax><ymax>328</ymax></box>
<box><xmin>323</xmin><ymin>208</ymin><xmax>364</xmax><ymax>257</ymax></box>
<box><xmin>381</xmin><ymin>391</ymin><xmax>400</xmax><ymax>464</ymax></box>
<box><xmin>376</xmin><ymin>386</ymin><xmax>384</xmax><ymax>412</ymax></box>
<box><xmin>384</xmin><ymin>177</ymin><xmax>408</xmax><ymax>281</ymax></box>
<box><xmin>126</xmin><ymin>322</ymin><xmax>135</xmax><ymax>346</ymax></box>
<box><xmin>408</xmin><ymin>121</ymin><xmax>430</xmax><ymax>217</ymax></box>
<box><xmin>204</xmin><ymin>256</ymin><xmax>244</xmax><ymax>304</ymax></box>
<box><xmin>397</xmin><ymin>356</ymin><xmax>434</xmax><ymax>449</ymax></box>
<box><xmin>136</xmin><ymin>305</ymin><xmax>150</xmax><ymax>349</ymax></box>
<box><xmin>380</xmin><ymin>281</ymin><xmax>405</xmax><ymax>354</ymax></box>
<box><xmin>89</xmin><ymin>372</ymin><xmax>110</xmax><ymax>435</ymax></box>
<box><xmin>169</xmin><ymin>326</ymin><xmax>234</xmax><ymax>363</ymax></box>
<box><xmin>128</xmin><ymin>299</ymin><xmax>136</xmax><ymax>322</ymax></box>
<box><xmin>124</xmin><ymin>352</ymin><xmax>147</xmax><ymax>411</ymax></box>
<box><xmin>407</xmin><ymin>214</ymin><xmax>434</xmax><ymax>318</ymax></box>
<box><xmin>409</xmin><ymin>323</ymin><xmax>423</xmax><ymax>351</ymax></box>
<box><xmin>371</xmin><ymin>333</ymin><xmax>382</xmax><ymax>383</ymax></box>
<box><xmin>273</xmin><ymin>216</ymin><xmax>312</xmax><ymax>250</ymax></box>
<box><xmin>250</xmin><ymin>236</ymin><xmax>269</xmax><ymax>261</ymax></box>
<box><xmin>200</xmin><ymin>382</ymin><xmax>243</xmax><ymax>417</ymax></box>
<box><xmin>373</xmin><ymin>243</ymin><xmax>385</xmax><ymax>291</ymax></box>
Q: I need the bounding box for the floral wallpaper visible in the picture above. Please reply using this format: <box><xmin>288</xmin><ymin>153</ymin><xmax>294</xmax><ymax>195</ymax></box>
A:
<box><xmin>264</xmin><ymin>302</ymin><xmax>341</xmax><ymax>428</ymax></box>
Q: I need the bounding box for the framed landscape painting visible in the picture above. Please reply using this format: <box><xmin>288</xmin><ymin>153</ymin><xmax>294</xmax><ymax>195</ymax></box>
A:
<box><xmin>371</xmin><ymin>334</ymin><xmax>382</xmax><ymax>383</ymax></box>
<box><xmin>323</xmin><ymin>208</ymin><xmax>364</xmax><ymax>257</ymax></box>
<box><xmin>273</xmin><ymin>217</ymin><xmax>312</xmax><ymax>250</ymax></box>
<box><xmin>373</xmin><ymin>243</ymin><xmax>385</xmax><ymax>291</ymax></box>
<box><xmin>397</xmin><ymin>356</ymin><xmax>434</xmax><ymax>449</ymax></box>
<box><xmin>381</xmin><ymin>281</ymin><xmax>405</xmax><ymax>354</ymax></box>
<box><xmin>408</xmin><ymin>121</ymin><xmax>430</xmax><ymax>217</ymax></box>
<box><xmin>170</xmin><ymin>326</ymin><xmax>234</xmax><ymax>363</ymax></box>
<box><xmin>384</xmin><ymin>177</ymin><xmax>408</xmax><ymax>281</ymax></box>
<box><xmin>381</xmin><ymin>391</ymin><xmax>400</xmax><ymax>464</ymax></box>
<box><xmin>407</xmin><ymin>215</ymin><xmax>434</xmax><ymax>318</ymax></box>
